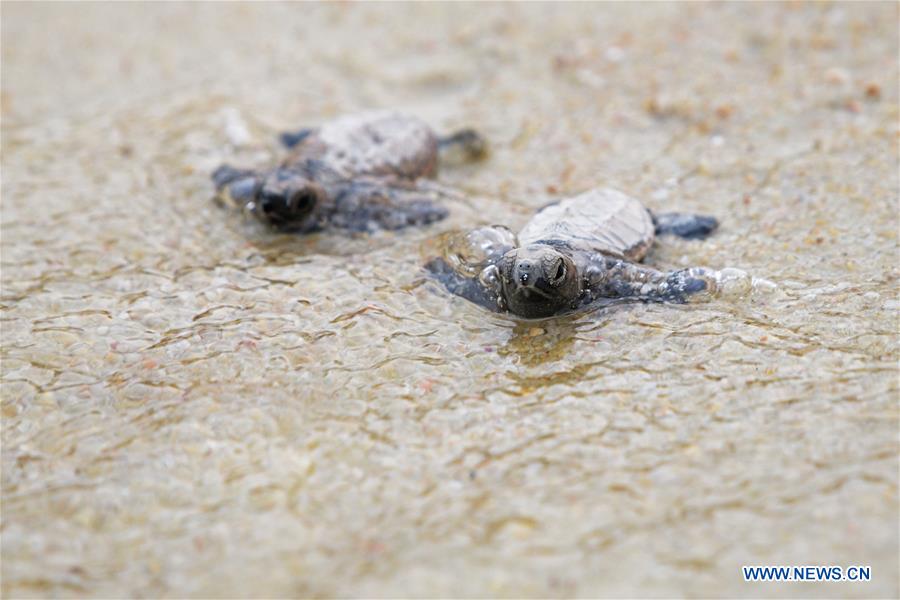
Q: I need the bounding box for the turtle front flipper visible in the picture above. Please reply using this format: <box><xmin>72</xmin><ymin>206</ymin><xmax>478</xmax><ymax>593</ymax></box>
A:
<box><xmin>652</xmin><ymin>212</ymin><xmax>719</xmax><ymax>240</ymax></box>
<box><xmin>212</xmin><ymin>164</ymin><xmax>262</xmax><ymax>209</ymax></box>
<box><xmin>425</xmin><ymin>257</ymin><xmax>503</xmax><ymax>312</ymax></box>
<box><xmin>581</xmin><ymin>255</ymin><xmax>716</xmax><ymax>305</ymax></box>
<box><xmin>327</xmin><ymin>180</ymin><xmax>449</xmax><ymax>232</ymax></box>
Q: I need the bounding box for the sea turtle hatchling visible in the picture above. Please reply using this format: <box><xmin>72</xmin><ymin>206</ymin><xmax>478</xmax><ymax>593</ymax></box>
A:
<box><xmin>427</xmin><ymin>188</ymin><xmax>752</xmax><ymax>318</ymax></box>
<box><xmin>212</xmin><ymin>111</ymin><xmax>486</xmax><ymax>232</ymax></box>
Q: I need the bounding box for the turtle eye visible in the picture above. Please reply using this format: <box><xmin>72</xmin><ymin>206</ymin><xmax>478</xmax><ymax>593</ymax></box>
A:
<box><xmin>548</xmin><ymin>259</ymin><xmax>566</xmax><ymax>285</ymax></box>
<box><xmin>258</xmin><ymin>190</ymin><xmax>283</xmax><ymax>215</ymax></box>
<box><xmin>288</xmin><ymin>189</ymin><xmax>317</xmax><ymax>213</ymax></box>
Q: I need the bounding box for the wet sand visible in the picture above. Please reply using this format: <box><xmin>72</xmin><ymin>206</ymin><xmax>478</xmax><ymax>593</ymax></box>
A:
<box><xmin>2</xmin><ymin>2</ymin><xmax>898</xmax><ymax>598</ymax></box>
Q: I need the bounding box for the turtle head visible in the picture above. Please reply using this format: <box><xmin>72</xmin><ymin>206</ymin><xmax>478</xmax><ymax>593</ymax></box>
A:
<box><xmin>497</xmin><ymin>245</ymin><xmax>580</xmax><ymax>318</ymax></box>
<box><xmin>253</xmin><ymin>168</ymin><xmax>323</xmax><ymax>229</ymax></box>
<box><xmin>212</xmin><ymin>165</ymin><xmax>323</xmax><ymax>229</ymax></box>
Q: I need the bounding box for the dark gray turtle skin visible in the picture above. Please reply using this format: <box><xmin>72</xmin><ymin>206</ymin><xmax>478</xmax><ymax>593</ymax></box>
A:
<box><xmin>212</xmin><ymin>111</ymin><xmax>486</xmax><ymax>233</ymax></box>
<box><xmin>427</xmin><ymin>188</ymin><xmax>725</xmax><ymax>319</ymax></box>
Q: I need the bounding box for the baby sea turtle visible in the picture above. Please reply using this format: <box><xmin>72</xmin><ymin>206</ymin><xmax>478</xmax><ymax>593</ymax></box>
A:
<box><xmin>427</xmin><ymin>187</ymin><xmax>744</xmax><ymax>318</ymax></box>
<box><xmin>212</xmin><ymin>111</ymin><xmax>486</xmax><ymax>232</ymax></box>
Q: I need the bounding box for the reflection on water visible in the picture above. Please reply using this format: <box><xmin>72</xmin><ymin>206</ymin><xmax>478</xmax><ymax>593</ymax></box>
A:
<box><xmin>502</xmin><ymin>317</ymin><xmax>580</xmax><ymax>368</ymax></box>
<box><xmin>2</xmin><ymin>2</ymin><xmax>898</xmax><ymax>598</ymax></box>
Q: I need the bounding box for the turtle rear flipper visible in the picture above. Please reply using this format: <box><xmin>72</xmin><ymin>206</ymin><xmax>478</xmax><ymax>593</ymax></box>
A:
<box><xmin>329</xmin><ymin>181</ymin><xmax>448</xmax><ymax>232</ymax></box>
<box><xmin>652</xmin><ymin>212</ymin><xmax>719</xmax><ymax>239</ymax></box>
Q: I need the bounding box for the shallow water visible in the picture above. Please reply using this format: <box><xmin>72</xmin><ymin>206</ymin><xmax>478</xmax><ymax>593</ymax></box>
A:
<box><xmin>2</xmin><ymin>3</ymin><xmax>898</xmax><ymax>598</ymax></box>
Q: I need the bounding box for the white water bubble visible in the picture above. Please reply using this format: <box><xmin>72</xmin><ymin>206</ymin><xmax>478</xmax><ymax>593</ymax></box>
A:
<box><xmin>714</xmin><ymin>268</ymin><xmax>753</xmax><ymax>298</ymax></box>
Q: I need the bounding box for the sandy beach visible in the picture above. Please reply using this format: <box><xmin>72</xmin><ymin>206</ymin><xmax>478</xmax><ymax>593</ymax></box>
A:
<box><xmin>2</xmin><ymin>2</ymin><xmax>898</xmax><ymax>597</ymax></box>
